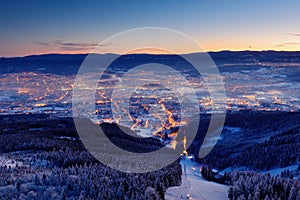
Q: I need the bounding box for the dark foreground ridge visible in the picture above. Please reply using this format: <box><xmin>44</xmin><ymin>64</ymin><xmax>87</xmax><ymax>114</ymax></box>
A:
<box><xmin>0</xmin><ymin>111</ymin><xmax>299</xmax><ymax>199</ymax></box>
<box><xmin>0</xmin><ymin>114</ymin><xmax>181</xmax><ymax>199</ymax></box>
<box><xmin>188</xmin><ymin>111</ymin><xmax>300</xmax><ymax>171</ymax></box>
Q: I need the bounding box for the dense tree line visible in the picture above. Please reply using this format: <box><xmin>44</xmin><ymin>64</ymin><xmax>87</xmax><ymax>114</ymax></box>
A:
<box><xmin>228</xmin><ymin>171</ymin><xmax>300</xmax><ymax>200</ymax></box>
<box><xmin>192</xmin><ymin>111</ymin><xmax>300</xmax><ymax>171</ymax></box>
<box><xmin>234</xmin><ymin>128</ymin><xmax>300</xmax><ymax>170</ymax></box>
<box><xmin>199</xmin><ymin>125</ymin><xmax>300</xmax><ymax>171</ymax></box>
<box><xmin>0</xmin><ymin>160</ymin><xmax>181</xmax><ymax>200</ymax></box>
<box><xmin>0</xmin><ymin>117</ymin><xmax>182</xmax><ymax>199</ymax></box>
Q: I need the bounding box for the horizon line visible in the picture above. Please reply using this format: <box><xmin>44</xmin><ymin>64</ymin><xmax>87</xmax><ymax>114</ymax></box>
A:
<box><xmin>2</xmin><ymin>49</ymin><xmax>300</xmax><ymax>59</ymax></box>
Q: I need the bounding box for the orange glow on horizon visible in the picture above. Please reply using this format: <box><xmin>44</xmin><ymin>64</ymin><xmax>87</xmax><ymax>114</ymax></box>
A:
<box><xmin>2</xmin><ymin>43</ymin><xmax>300</xmax><ymax>58</ymax></box>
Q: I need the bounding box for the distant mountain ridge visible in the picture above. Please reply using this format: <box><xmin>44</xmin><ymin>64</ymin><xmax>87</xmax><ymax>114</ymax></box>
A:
<box><xmin>0</xmin><ymin>51</ymin><xmax>300</xmax><ymax>75</ymax></box>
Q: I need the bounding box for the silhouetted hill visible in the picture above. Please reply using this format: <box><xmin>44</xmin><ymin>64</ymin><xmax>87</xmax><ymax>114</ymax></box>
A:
<box><xmin>187</xmin><ymin>111</ymin><xmax>300</xmax><ymax>170</ymax></box>
<box><xmin>0</xmin><ymin>114</ymin><xmax>163</xmax><ymax>154</ymax></box>
<box><xmin>1</xmin><ymin>51</ymin><xmax>300</xmax><ymax>75</ymax></box>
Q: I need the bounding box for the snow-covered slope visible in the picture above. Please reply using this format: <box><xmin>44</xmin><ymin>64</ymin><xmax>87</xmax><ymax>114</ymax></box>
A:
<box><xmin>165</xmin><ymin>157</ymin><xmax>228</xmax><ymax>200</ymax></box>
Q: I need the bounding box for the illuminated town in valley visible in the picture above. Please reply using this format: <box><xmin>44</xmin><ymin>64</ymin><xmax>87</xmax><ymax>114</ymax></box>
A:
<box><xmin>1</xmin><ymin>54</ymin><xmax>300</xmax><ymax>145</ymax></box>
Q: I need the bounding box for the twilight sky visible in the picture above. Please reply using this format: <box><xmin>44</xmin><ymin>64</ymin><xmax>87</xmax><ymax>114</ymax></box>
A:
<box><xmin>0</xmin><ymin>0</ymin><xmax>300</xmax><ymax>57</ymax></box>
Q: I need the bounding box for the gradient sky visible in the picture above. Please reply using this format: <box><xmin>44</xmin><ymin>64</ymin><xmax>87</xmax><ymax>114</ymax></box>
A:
<box><xmin>0</xmin><ymin>0</ymin><xmax>300</xmax><ymax>57</ymax></box>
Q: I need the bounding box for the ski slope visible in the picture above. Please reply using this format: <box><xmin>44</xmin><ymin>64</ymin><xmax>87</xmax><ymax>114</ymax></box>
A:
<box><xmin>165</xmin><ymin>157</ymin><xmax>228</xmax><ymax>200</ymax></box>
